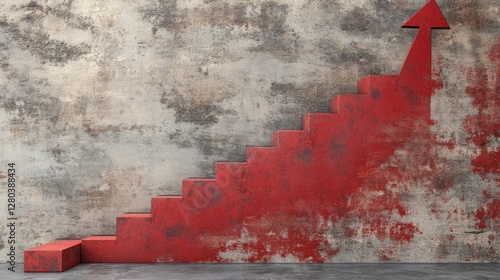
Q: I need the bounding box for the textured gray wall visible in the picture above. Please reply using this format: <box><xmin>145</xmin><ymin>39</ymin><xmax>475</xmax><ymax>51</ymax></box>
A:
<box><xmin>0</xmin><ymin>0</ymin><xmax>498</xmax><ymax>262</ymax></box>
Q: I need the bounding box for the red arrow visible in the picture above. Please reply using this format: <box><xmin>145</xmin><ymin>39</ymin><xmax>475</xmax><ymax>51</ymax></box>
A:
<box><xmin>400</xmin><ymin>0</ymin><xmax>450</xmax><ymax>80</ymax></box>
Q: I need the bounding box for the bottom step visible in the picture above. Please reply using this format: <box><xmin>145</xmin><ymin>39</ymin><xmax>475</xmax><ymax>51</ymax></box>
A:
<box><xmin>24</xmin><ymin>240</ymin><xmax>81</xmax><ymax>272</ymax></box>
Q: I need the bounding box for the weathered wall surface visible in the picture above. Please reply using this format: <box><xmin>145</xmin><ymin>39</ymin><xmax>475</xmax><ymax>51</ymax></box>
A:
<box><xmin>0</xmin><ymin>0</ymin><xmax>498</xmax><ymax>262</ymax></box>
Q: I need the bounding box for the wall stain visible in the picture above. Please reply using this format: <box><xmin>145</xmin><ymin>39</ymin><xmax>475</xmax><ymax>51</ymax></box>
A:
<box><xmin>168</xmin><ymin>129</ymin><xmax>193</xmax><ymax>149</ymax></box>
<box><xmin>263</xmin><ymin>82</ymin><xmax>338</xmax><ymax>132</ymax></box>
<box><xmin>1</xmin><ymin>21</ymin><xmax>90</xmax><ymax>64</ymax></box>
<box><xmin>140</xmin><ymin>0</ymin><xmax>185</xmax><ymax>34</ymax></box>
<box><xmin>249</xmin><ymin>2</ymin><xmax>300</xmax><ymax>63</ymax></box>
<box><xmin>19</xmin><ymin>0</ymin><xmax>92</xmax><ymax>30</ymax></box>
<box><xmin>0</xmin><ymin>59</ymin><xmax>67</xmax><ymax>139</ymax></box>
<box><xmin>188</xmin><ymin>2</ymin><xmax>300</xmax><ymax>62</ymax></box>
<box><xmin>193</xmin><ymin>133</ymin><xmax>246</xmax><ymax>161</ymax></box>
<box><xmin>269</xmin><ymin>82</ymin><xmax>333</xmax><ymax>113</ymax></box>
<box><xmin>340</xmin><ymin>7</ymin><xmax>374</xmax><ymax>33</ymax></box>
<box><xmin>318</xmin><ymin>40</ymin><xmax>384</xmax><ymax>75</ymax></box>
<box><xmin>198</xmin><ymin>2</ymin><xmax>248</xmax><ymax>28</ymax></box>
<box><xmin>444</xmin><ymin>0</ymin><xmax>500</xmax><ymax>31</ymax></box>
<box><xmin>161</xmin><ymin>88</ymin><xmax>236</xmax><ymax>126</ymax></box>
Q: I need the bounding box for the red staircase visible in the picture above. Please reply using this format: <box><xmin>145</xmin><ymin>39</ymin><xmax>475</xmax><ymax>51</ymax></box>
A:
<box><xmin>24</xmin><ymin>0</ymin><xmax>450</xmax><ymax>272</ymax></box>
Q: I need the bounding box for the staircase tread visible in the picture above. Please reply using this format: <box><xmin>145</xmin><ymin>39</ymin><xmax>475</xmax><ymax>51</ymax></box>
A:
<box><xmin>118</xmin><ymin>213</ymin><xmax>152</xmax><ymax>218</ymax></box>
<box><xmin>82</xmin><ymin>236</ymin><xmax>117</xmax><ymax>241</ymax></box>
<box><xmin>26</xmin><ymin>240</ymin><xmax>81</xmax><ymax>251</ymax></box>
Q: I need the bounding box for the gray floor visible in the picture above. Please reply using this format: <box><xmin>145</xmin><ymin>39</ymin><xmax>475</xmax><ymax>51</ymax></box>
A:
<box><xmin>1</xmin><ymin>263</ymin><xmax>499</xmax><ymax>280</ymax></box>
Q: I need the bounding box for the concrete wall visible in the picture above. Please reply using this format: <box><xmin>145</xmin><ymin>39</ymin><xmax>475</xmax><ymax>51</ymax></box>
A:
<box><xmin>0</xmin><ymin>0</ymin><xmax>498</xmax><ymax>262</ymax></box>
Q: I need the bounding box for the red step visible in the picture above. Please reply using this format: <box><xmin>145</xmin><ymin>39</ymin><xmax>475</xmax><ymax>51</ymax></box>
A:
<box><xmin>330</xmin><ymin>94</ymin><xmax>369</xmax><ymax>115</ymax></box>
<box><xmin>81</xmin><ymin>236</ymin><xmax>117</xmax><ymax>263</ymax></box>
<box><xmin>245</xmin><ymin>146</ymin><xmax>278</xmax><ymax>163</ymax></box>
<box><xmin>116</xmin><ymin>213</ymin><xmax>153</xmax><ymax>242</ymax></box>
<box><xmin>215</xmin><ymin>162</ymin><xmax>247</xmax><ymax>189</ymax></box>
<box><xmin>24</xmin><ymin>240</ymin><xmax>81</xmax><ymax>272</ymax></box>
<box><xmin>272</xmin><ymin>130</ymin><xmax>308</xmax><ymax>147</ymax></box>
<box><xmin>302</xmin><ymin>113</ymin><xmax>340</xmax><ymax>133</ymax></box>
<box><xmin>151</xmin><ymin>195</ymin><xmax>182</xmax><ymax>219</ymax></box>
<box><xmin>181</xmin><ymin>179</ymin><xmax>220</xmax><ymax>216</ymax></box>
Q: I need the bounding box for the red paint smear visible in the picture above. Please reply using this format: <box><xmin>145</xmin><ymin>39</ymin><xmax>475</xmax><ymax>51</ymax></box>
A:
<box><xmin>464</xmin><ymin>38</ymin><xmax>500</xmax><ymax>176</ymax></box>
<box><xmin>465</xmin><ymin>39</ymin><xmax>500</xmax><ymax>232</ymax></box>
<box><xmin>476</xmin><ymin>198</ymin><xmax>500</xmax><ymax>230</ymax></box>
<box><xmin>390</xmin><ymin>222</ymin><xmax>420</xmax><ymax>243</ymax></box>
<box><xmin>472</xmin><ymin>149</ymin><xmax>500</xmax><ymax>174</ymax></box>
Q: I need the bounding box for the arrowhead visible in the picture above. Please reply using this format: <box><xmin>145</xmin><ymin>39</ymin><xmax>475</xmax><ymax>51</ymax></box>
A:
<box><xmin>402</xmin><ymin>0</ymin><xmax>450</xmax><ymax>29</ymax></box>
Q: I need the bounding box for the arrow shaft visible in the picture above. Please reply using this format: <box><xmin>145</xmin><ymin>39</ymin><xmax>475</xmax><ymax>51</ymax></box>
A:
<box><xmin>400</xmin><ymin>27</ymin><xmax>432</xmax><ymax>80</ymax></box>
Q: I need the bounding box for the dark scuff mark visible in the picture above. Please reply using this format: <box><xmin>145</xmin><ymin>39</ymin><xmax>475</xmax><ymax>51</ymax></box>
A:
<box><xmin>208</xmin><ymin>185</ymin><xmax>221</xmax><ymax>205</ymax></box>
<box><xmin>432</xmin><ymin>174</ymin><xmax>454</xmax><ymax>191</ymax></box>
<box><xmin>161</xmin><ymin>88</ymin><xmax>236</xmax><ymax>126</ymax></box>
<box><xmin>464</xmin><ymin>230</ymin><xmax>486</xmax><ymax>234</ymax></box>
<box><xmin>330</xmin><ymin>141</ymin><xmax>346</xmax><ymax>161</ymax></box>
<box><xmin>372</xmin><ymin>89</ymin><xmax>381</xmax><ymax>99</ymax></box>
<box><xmin>297</xmin><ymin>148</ymin><xmax>313</xmax><ymax>163</ymax></box>
<box><xmin>164</xmin><ymin>224</ymin><xmax>187</xmax><ymax>238</ymax></box>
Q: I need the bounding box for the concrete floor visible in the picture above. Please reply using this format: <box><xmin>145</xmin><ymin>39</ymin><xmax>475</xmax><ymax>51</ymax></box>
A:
<box><xmin>2</xmin><ymin>263</ymin><xmax>499</xmax><ymax>280</ymax></box>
